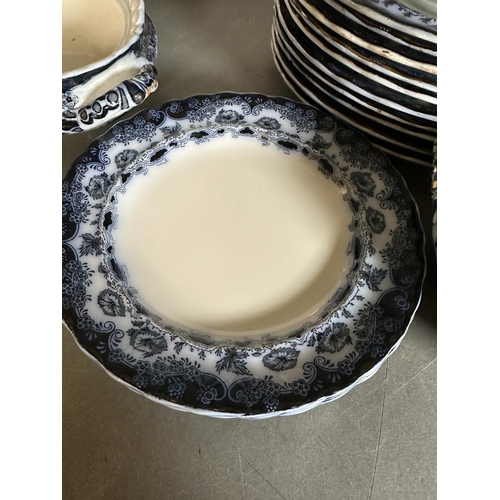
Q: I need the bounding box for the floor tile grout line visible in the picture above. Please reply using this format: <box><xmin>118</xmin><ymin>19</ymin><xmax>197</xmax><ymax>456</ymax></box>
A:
<box><xmin>243</xmin><ymin>455</ymin><xmax>289</xmax><ymax>500</ymax></box>
<box><xmin>369</xmin><ymin>363</ymin><xmax>388</xmax><ymax>500</ymax></box>
<box><xmin>237</xmin><ymin>443</ymin><xmax>245</xmax><ymax>500</ymax></box>
<box><xmin>386</xmin><ymin>357</ymin><xmax>437</xmax><ymax>401</ymax></box>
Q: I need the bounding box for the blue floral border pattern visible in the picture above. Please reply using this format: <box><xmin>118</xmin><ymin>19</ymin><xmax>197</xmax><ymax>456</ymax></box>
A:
<box><xmin>352</xmin><ymin>0</ymin><xmax>436</xmax><ymax>32</ymax></box>
<box><xmin>63</xmin><ymin>92</ymin><xmax>426</xmax><ymax>417</ymax></box>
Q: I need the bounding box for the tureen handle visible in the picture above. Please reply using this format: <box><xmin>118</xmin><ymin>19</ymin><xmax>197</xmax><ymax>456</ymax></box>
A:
<box><xmin>62</xmin><ymin>64</ymin><xmax>159</xmax><ymax>134</ymax></box>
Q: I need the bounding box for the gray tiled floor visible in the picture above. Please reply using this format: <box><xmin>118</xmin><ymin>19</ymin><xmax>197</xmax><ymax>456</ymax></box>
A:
<box><xmin>63</xmin><ymin>1</ymin><xmax>437</xmax><ymax>498</ymax></box>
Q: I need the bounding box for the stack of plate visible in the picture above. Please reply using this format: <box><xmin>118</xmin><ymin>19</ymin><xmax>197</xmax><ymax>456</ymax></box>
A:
<box><xmin>271</xmin><ymin>0</ymin><xmax>437</xmax><ymax>167</ymax></box>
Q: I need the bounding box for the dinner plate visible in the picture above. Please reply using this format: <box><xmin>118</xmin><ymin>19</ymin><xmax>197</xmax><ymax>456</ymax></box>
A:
<box><xmin>432</xmin><ymin>139</ymin><xmax>437</xmax><ymax>249</ymax></box>
<box><xmin>335</xmin><ymin>0</ymin><xmax>437</xmax><ymax>41</ymax></box>
<box><xmin>272</xmin><ymin>33</ymin><xmax>433</xmax><ymax>153</ymax></box>
<box><xmin>274</xmin><ymin>24</ymin><xmax>436</xmax><ymax>136</ymax></box>
<box><xmin>287</xmin><ymin>0</ymin><xmax>436</xmax><ymax>102</ymax></box>
<box><xmin>273</xmin><ymin>21</ymin><xmax>436</xmax><ymax>138</ymax></box>
<box><xmin>272</xmin><ymin>47</ymin><xmax>434</xmax><ymax>166</ymax></box>
<box><xmin>297</xmin><ymin>0</ymin><xmax>436</xmax><ymax>67</ymax></box>
<box><xmin>299</xmin><ymin>0</ymin><xmax>436</xmax><ymax>52</ymax></box>
<box><xmin>292</xmin><ymin>0</ymin><xmax>437</xmax><ymax>89</ymax></box>
<box><xmin>276</xmin><ymin>0</ymin><xmax>436</xmax><ymax>117</ymax></box>
<box><xmin>272</xmin><ymin>30</ymin><xmax>435</xmax><ymax>165</ymax></box>
<box><xmin>397</xmin><ymin>0</ymin><xmax>436</xmax><ymax>19</ymax></box>
<box><xmin>63</xmin><ymin>92</ymin><xmax>426</xmax><ymax>418</ymax></box>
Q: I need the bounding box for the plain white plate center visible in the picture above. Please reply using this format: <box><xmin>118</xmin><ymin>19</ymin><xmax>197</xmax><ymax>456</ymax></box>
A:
<box><xmin>112</xmin><ymin>134</ymin><xmax>354</xmax><ymax>336</ymax></box>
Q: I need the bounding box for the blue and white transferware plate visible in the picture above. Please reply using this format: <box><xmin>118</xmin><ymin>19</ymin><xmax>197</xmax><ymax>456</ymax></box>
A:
<box><xmin>271</xmin><ymin>23</ymin><xmax>435</xmax><ymax>166</ymax></box>
<box><xmin>62</xmin><ymin>92</ymin><xmax>426</xmax><ymax>418</ymax></box>
<box><xmin>431</xmin><ymin>139</ymin><xmax>437</xmax><ymax>249</ymax></box>
<box><xmin>294</xmin><ymin>0</ymin><xmax>437</xmax><ymax>73</ymax></box>
<box><xmin>335</xmin><ymin>0</ymin><xmax>437</xmax><ymax>40</ymax></box>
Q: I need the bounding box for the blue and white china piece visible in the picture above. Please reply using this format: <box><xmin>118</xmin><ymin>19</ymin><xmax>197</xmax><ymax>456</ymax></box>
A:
<box><xmin>272</xmin><ymin>31</ymin><xmax>434</xmax><ymax>166</ymax></box>
<box><xmin>271</xmin><ymin>8</ymin><xmax>435</xmax><ymax>165</ymax></box>
<box><xmin>292</xmin><ymin>0</ymin><xmax>437</xmax><ymax>101</ymax></box>
<box><xmin>63</xmin><ymin>93</ymin><xmax>426</xmax><ymax>418</ymax></box>
<box><xmin>273</xmin><ymin>22</ymin><xmax>436</xmax><ymax>137</ymax></box>
<box><xmin>296</xmin><ymin>0</ymin><xmax>437</xmax><ymax>74</ymax></box>
<box><xmin>273</xmin><ymin>22</ymin><xmax>436</xmax><ymax>136</ymax></box>
<box><xmin>62</xmin><ymin>0</ymin><xmax>158</xmax><ymax>134</ymax></box>
<box><xmin>301</xmin><ymin>0</ymin><xmax>435</xmax><ymax>53</ymax></box>
<box><xmin>271</xmin><ymin>0</ymin><xmax>437</xmax><ymax>167</ymax></box>
<box><xmin>277</xmin><ymin>0</ymin><xmax>437</xmax><ymax>117</ymax></box>
<box><xmin>431</xmin><ymin>139</ymin><xmax>437</xmax><ymax>249</ymax></box>
<box><xmin>334</xmin><ymin>0</ymin><xmax>437</xmax><ymax>41</ymax></box>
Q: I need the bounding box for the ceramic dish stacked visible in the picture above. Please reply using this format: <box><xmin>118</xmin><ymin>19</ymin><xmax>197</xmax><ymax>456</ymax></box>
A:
<box><xmin>63</xmin><ymin>92</ymin><xmax>426</xmax><ymax>418</ymax></box>
<box><xmin>271</xmin><ymin>0</ymin><xmax>437</xmax><ymax>167</ymax></box>
<box><xmin>432</xmin><ymin>139</ymin><xmax>437</xmax><ymax>249</ymax></box>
